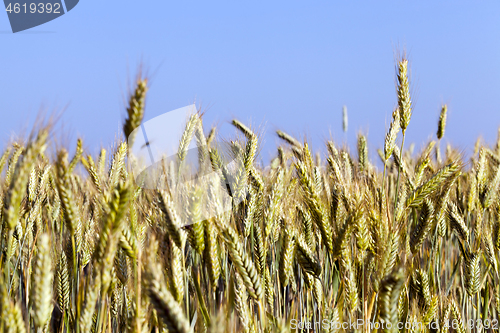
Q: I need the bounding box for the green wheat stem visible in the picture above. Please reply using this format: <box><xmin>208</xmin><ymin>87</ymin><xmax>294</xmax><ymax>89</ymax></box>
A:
<box><xmin>394</xmin><ymin>134</ymin><xmax>406</xmax><ymax>218</ymax></box>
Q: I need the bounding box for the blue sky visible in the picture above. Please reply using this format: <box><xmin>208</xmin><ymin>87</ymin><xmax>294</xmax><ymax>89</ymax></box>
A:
<box><xmin>1</xmin><ymin>1</ymin><xmax>499</xmax><ymax>164</ymax></box>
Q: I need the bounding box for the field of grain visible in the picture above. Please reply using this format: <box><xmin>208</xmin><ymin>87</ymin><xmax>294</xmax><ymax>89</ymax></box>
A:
<box><xmin>0</xmin><ymin>57</ymin><xmax>499</xmax><ymax>333</ymax></box>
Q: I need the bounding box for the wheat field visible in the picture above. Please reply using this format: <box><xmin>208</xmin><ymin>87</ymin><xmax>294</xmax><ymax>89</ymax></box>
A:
<box><xmin>0</xmin><ymin>57</ymin><xmax>499</xmax><ymax>333</ymax></box>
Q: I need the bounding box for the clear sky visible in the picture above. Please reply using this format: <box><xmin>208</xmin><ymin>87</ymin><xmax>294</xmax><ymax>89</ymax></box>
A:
<box><xmin>1</xmin><ymin>1</ymin><xmax>499</xmax><ymax>165</ymax></box>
